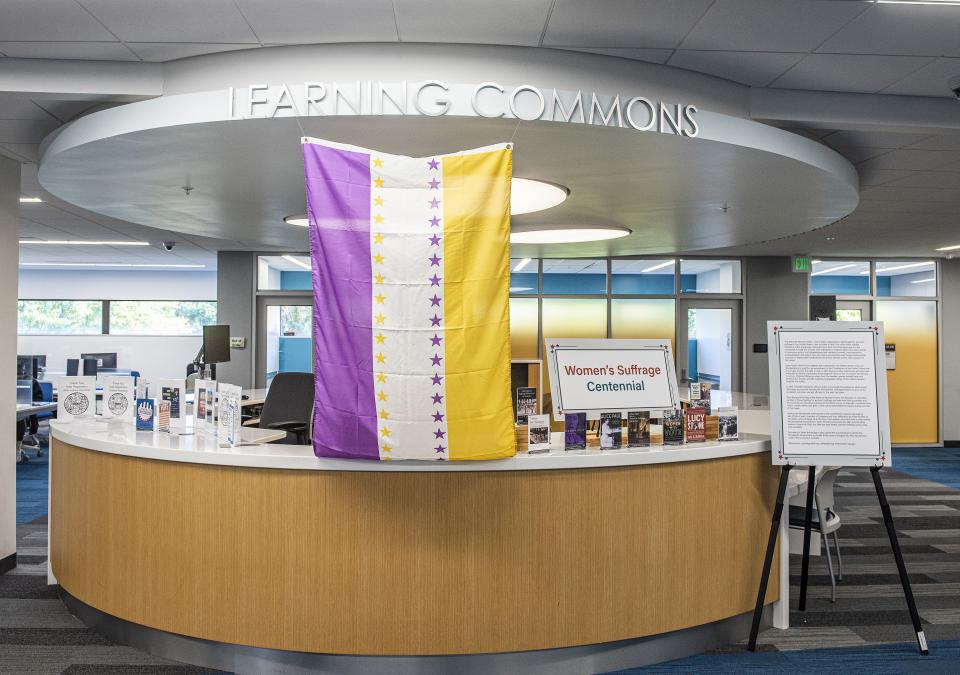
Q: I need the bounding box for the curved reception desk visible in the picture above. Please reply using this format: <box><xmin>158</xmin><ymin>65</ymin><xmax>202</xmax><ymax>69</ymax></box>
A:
<box><xmin>49</xmin><ymin>420</ymin><xmax>780</xmax><ymax>673</ymax></box>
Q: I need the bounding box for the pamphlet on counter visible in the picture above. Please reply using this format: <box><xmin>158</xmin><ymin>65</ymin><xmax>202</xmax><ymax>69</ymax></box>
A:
<box><xmin>101</xmin><ymin>375</ymin><xmax>134</xmax><ymax>420</ymax></box>
<box><xmin>57</xmin><ymin>376</ymin><xmax>96</xmax><ymax>422</ymax></box>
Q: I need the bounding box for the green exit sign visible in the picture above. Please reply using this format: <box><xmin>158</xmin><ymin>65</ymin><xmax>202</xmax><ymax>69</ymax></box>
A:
<box><xmin>792</xmin><ymin>255</ymin><xmax>812</xmax><ymax>273</ymax></box>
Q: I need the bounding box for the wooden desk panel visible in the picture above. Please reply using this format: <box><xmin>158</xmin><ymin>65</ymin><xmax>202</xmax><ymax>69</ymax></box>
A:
<box><xmin>50</xmin><ymin>440</ymin><xmax>779</xmax><ymax>655</ymax></box>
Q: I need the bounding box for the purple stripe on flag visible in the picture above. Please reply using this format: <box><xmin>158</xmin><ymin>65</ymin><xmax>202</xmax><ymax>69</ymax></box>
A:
<box><xmin>303</xmin><ymin>143</ymin><xmax>379</xmax><ymax>460</ymax></box>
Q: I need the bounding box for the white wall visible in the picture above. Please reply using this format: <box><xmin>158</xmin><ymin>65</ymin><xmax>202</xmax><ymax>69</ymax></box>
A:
<box><xmin>18</xmin><ymin>269</ymin><xmax>217</xmax><ymax>382</ymax></box>
<box><xmin>18</xmin><ymin>269</ymin><xmax>216</xmax><ymax>300</ymax></box>
<box><xmin>1</xmin><ymin>156</ymin><xmax>19</xmax><ymax>567</ymax></box>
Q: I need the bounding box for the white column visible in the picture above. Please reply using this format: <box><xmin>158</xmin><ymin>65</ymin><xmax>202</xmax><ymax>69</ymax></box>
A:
<box><xmin>0</xmin><ymin>155</ymin><xmax>20</xmax><ymax>572</ymax></box>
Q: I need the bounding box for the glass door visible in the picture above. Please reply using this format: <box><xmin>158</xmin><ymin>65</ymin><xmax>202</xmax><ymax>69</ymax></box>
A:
<box><xmin>676</xmin><ymin>299</ymin><xmax>742</xmax><ymax>393</ymax></box>
<box><xmin>256</xmin><ymin>296</ymin><xmax>313</xmax><ymax>388</ymax></box>
<box><xmin>836</xmin><ymin>300</ymin><xmax>872</xmax><ymax>322</ymax></box>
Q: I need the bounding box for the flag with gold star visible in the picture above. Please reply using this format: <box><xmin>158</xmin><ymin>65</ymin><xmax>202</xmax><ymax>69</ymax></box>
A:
<box><xmin>302</xmin><ymin>138</ymin><xmax>515</xmax><ymax>461</ymax></box>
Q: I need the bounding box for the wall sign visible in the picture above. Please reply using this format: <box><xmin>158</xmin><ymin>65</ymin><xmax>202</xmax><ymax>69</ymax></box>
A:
<box><xmin>767</xmin><ymin>321</ymin><xmax>891</xmax><ymax>467</ymax></box>
<box><xmin>228</xmin><ymin>81</ymin><xmax>699</xmax><ymax>137</ymax></box>
<box><xmin>544</xmin><ymin>338</ymin><xmax>681</xmax><ymax>418</ymax></box>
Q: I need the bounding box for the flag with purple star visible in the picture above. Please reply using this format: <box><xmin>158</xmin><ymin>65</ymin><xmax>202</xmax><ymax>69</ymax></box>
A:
<box><xmin>302</xmin><ymin>137</ymin><xmax>515</xmax><ymax>461</ymax></box>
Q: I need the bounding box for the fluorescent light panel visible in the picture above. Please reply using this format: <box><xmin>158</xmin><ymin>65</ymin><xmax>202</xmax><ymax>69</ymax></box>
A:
<box><xmin>911</xmin><ymin>277</ymin><xmax>936</xmax><ymax>284</ymax></box>
<box><xmin>19</xmin><ymin>197</ymin><xmax>42</xmax><ymax>203</ymax></box>
<box><xmin>811</xmin><ymin>263</ymin><xmax>857</xmax><ymax>277</ymax></box>
<box><xmin>282</xmin><ymin>254</ymin><xmax>311</xmax><ymax>271</ymax></box>
<box><xmin>19</xmin><ymin>240</ymin><xmax>150</xmax><ymax>246</ymax></box>
<box><xmin>20</xmin><ymin>262</ymin><xmax>205</xmax><ymax>268</ymax></box>
<box><xmin>640</xmin><ymin>259</ymin><xmax>676</xmax><ymax>273</ymax></box>
<box><xmin>876</xmin><ymin>261</ymin><xmax>934</xmax><ymax>273</ymax></box>
<box><xmin>936</xmin><ymin>244</ymin><xmax>960</xmax><ymax>251</ymax></box>
<box><xmin>512</xmin><ymin>257</ymin><xmax>532</xmax><ymax>272</ymax></box>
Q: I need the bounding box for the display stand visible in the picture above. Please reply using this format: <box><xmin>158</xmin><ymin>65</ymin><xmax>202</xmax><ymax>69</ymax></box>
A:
<box><xmin>747</xmin><ymin>463</ymin><xmax>928</xmax><ymax>654</ymax></box>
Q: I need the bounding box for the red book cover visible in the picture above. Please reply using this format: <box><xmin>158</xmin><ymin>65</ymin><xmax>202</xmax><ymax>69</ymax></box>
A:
<box><xmin>684</xmin><ymin>407</ymin><xmax>707</xmax><ymax>443</ymax></box>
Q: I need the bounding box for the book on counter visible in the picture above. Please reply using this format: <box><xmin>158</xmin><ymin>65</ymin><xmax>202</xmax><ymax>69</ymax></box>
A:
<box><xmin>690</xmin><ymin>382</ymin><xmax>712</xmax><ymax>412</ymax></box>
<box><xmin>135</xmin><ymin>397</ymin><xmax>156</xmax><ymax>431</ymax></box>
<box><xmin>527</xmin><ymin>414</ymin><xmax>551</xmax><ymax>453</ymax></box>
<box><xmin>158</xmin><ymin>379</ymin><xmax>185</xmax><ymax>426</ymax></box>
<box><xmin>718</xmin><ymin>407</ymin><xmax>739</xmax><ymax>441</ymax></box>
<box><xmin>157</xmin><ymin>400</ymin><xmax>171</xmax><ymax>433</ymax></box>
<box><xmin>600</xmin><ymin>412</ymin><xmax>622</xmax><ymax>450</ymax></box>
<box><xmin>515</xmin><ymin>386</ymin><xmax>537</xmax><ymax>424</ymax></box>
<box><xmin>650</xmin><ymin>419</ymin><xmax>664</xmax><ymax>445</ymax></box>
<box><xmin>626</xmin><ymin>411</ymin><xmax>650</xmax><ymax>447</ymax></box>
<box><xmin>684</xmin><ymin>407</ymin><xmax>707</xmax><ymax>443</ymax></box>
<box><xmin>564</xmin><ymin>412</ymin><xmax>587</xmax><ymax>450</ymax></box>
<box><xmin>663</xmin><ymin>409</ymin><xmax>684</xmax><ymax>445</ymax></box>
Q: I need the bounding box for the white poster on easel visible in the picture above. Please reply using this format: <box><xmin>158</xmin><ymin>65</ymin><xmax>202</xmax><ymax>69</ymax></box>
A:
<box><xmin>767</xmin><ymin>321</ymin><xmax>891</xmax><ymax>467</ymax></box>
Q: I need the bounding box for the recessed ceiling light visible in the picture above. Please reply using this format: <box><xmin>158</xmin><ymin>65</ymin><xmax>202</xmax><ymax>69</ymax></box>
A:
<box><xmin>282</xmin><ymin>254</ymin><xmax>311</xmax><ymax>270</ymax></box>
<box><xmin>20</xmin><ymin>262</ymin><xmax>205</xmax><ymax>268</ymax></box>
<box><xmin>510</xmin><ymin>225</ymin><xmax>631</xmax><ymax>245</ymax></box>
<box><xmin>19</xmin><ymin>240</ymin><xmax>150</xmax><ymax>246</ymax></box>
<box><xmin>284</xmin><ymin>215</ymin><xmax>310</xmax><ymax>227</ymax></box>
<box><xmin>511</xmin><ymin>178</ymin><xmax>568</xmax><ymax>216</ymax></box>
<box><xmin>512</xmin><ymin>257</ymin><xmax>532</xmax><ymax>272</ymax></box>
<box><xmin>19</xmin><ymin>196</ymin><xmax>42</xmax><ymax>203</ymax></box>
<box><xmin>641</xmin><ymin>260</ymin><xmax>676</xmax><ymax>273</ymax></box>
<box><xmin>875</xmin><ymin>1</ymin><xmax>960</xmax><ymax>5</ymax></box>
<box><xmin>936</xmin><ymin>244</ymin><xmax>960</xmax><ymax>251</ymax></box>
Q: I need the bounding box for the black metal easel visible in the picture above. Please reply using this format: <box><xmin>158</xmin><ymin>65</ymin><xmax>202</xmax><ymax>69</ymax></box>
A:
<box><xmin>747</xmin><ymin>464</ymin><xmax>928</xmax><ymax>655</ymax></box>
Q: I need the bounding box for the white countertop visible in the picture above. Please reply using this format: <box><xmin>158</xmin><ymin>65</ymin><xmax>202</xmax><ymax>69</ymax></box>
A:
<box><xmin>50</xmin><ymin>419</ymin><xmax>771</xmax><ymax>472</ymax></box>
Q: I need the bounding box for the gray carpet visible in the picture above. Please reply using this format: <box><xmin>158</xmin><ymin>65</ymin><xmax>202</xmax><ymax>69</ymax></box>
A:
<box><xmin>2</xmin><ymin>463</ymin><xmax>958</xmax><ymax>673</ymax></box>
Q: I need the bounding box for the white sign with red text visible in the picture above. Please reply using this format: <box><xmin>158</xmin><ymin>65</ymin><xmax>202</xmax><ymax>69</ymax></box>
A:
<box><xmin>544</xmin><ymin>338</ymin><xmax>681</xmax><ymax>418</ymax></box>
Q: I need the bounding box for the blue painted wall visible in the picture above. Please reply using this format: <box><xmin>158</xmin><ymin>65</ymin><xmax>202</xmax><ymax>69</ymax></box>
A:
<box><xmin>279</xmin><ymin>336</ymin><xmax>311</xmax><ymax>373</ymax></box>
<box><xmin>280</xmin><ymin>271</ymin><xmax>312</xmax><ymax>290</ymax></box>
<box><xmin>811</xmin><ymin>274</ymin><xmax>870</xmax><ymax>295</ymax></box>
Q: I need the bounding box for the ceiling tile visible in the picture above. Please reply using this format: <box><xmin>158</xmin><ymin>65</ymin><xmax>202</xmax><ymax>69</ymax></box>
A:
<box><xmin>884</xmin><ymin>170</ymin><xmax>960</xmax><ymax>190</ymax></box>
<box><xmin>559</xmin><ymin>47</ymin><xmax>674</xmax><ymax>64</ymax></box>
<box><xmin>80</xmin><ymin>0</ymin><xmax>259</xmax><ymax>43</ymax></box>
<box><xmin>680</xmin><ymin>0</ymin><xmax>868</xmax><ymax>52</ymax></box>
<box><xmin>126</xmin><ymin>42</ymin><xmax>257</xmax><ymax>62</ymax></box>
<box><xmin>818</xmin><ymin>4</ymin><xmax>960</xmax><ymax>57</ymax></box>
<box><xmin>857</xmin><ymin>169</ymin><xmax>913</xmax><ymax>187</ymax></box>
<box><xmin>236</xmin><ymin>0</ymin><xmax>398</xmax><ymax>44</ymax></box>
<box><xmin>0</xmin><ymin>143</ymin><xmax>38</xmax><ymax>162</ymax></box>
<box><xmin>860</xmin><ymin>185</ymin><xmax>960</xmax><ymax>204</ymax></box>
<box><xmin>771</xmin><ymin>54</ymin><xmax>935</xmax><ymax>94</ymax></box>
<box><xmin>396</xmin><ymin>0</ymin><xmax>552</xmax><ymax>47</ymax></box>
<box><xmin>667</xmin><ymin>50</ymin><xmax>803</xmax><ymax>87</ymax></box>
<box><xmin>0</xmin><ymin>41</ymin><xmax>136</xmax><ymax>61</ymax></box>
<box><xmin>543</xmin><ymin>0</ymin><xmax>714</xmax><ymax>49</ymax></box>
<box><xmin>908</xmin><ymin>134</ymin><xmax>960</xmax><ymax>152</ymax></box>
<box><xmin>0</xmin><ymin>119</ymin><xmax>59</xmax><ymax>144</ymax></box>
<box><xmin>881</xmin><ymin>57</ymin><xmax>960</xmax><ymax>98</ymax></box>
<box><xmin>834</xmin><ymin>146</ymin><xmax>895</xmax><ymax>165</ymax></box>
<box><xmin>822</xmin><ymin>130</ymin><xmax>935</xmax><ymax>150</ymax></box>
<box><xmin>0</xmin><ymin>95</ymin><xmax>55</xmax><ymax>120</ymax></box>
<box><xmin>31</xmin><ymin>99</ymin><xmax>106</xmax><ymax>123</ymax></box>
<box><xmin>857</xmin><ymin>148</ymin><xmax>960</xmax><ymax>171</ymax></box>
<box><xmin>0</xmin><ymin>1</ymin><xmax>116</xmax><ymax>41</ymax></box>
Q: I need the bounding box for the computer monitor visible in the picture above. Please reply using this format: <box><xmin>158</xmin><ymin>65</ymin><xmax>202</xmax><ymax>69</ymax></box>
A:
<box><xmin>16</xmin><ymin>356</ymin><xmax>37</xmax><ymax>379</ymax></box>
<box><xmin>202</xmin><ymin>325</ymin><xmax>231</xmax><ymax>364</ymax></box>
<box><xmin>66</xmin><ymin>358</ymin><xmax>79</xmax><ymax>376</ymax></box>
<box><xmin>80</xmin><ymin>352</ymin><xmax>118</xmax><ymax>369</ymax></box>
<box><xmin>82</xmin><ymin>358</ymin><xmax>98</xmax><ymax>377</ymax></box>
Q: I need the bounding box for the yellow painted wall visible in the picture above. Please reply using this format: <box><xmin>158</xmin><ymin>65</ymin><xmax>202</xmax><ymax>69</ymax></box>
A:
<box><xmin>876</xmin><ymin>301</ymin><xmax>938</xmax><ymax>444</ymax></box>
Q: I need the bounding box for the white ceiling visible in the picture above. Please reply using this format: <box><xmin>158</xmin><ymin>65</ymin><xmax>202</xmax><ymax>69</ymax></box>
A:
<box><xmin>2</xmin><ymin>0</ymin><xmax>960</xmax><ymax>264</ymax></box>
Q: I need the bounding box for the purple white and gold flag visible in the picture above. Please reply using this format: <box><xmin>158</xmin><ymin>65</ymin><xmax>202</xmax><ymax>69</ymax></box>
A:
<box><xmin>302</xmin><ymin>138</ymin><xmax>515</xmax><ymax>461</ymax></box>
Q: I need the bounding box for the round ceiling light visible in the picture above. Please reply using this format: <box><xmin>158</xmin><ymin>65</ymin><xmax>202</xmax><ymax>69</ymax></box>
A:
<box><xmin>510</xmin><ymin>178</ymin><xmax>568</xmax><ymax>215</ymax></box>
<box><xmin>510</xmin><ymin>224</ymin><xmax>631</xmax><ymax>245</ymax></box>
<box><xmin>284</xmin><ymin>214</ymin><xmax>309</xmax><ymax>227</ymax></box>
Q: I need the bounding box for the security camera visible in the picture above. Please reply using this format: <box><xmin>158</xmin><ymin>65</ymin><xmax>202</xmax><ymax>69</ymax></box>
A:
<box><xmin>949</xmin><ymin>76</ymin><xmax>960</xmax><ymax>100</ymax></box>
<box><xmin>161</xmin><ymin>241</ymin><xmax>176</xmax><ymax>251</ymax></box>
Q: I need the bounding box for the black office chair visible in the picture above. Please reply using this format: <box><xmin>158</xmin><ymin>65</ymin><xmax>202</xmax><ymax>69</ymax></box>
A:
<box><xmin>258</xmin><ymin>372</ymin><xmax>315</xmax><ymax>445</ymax></box>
